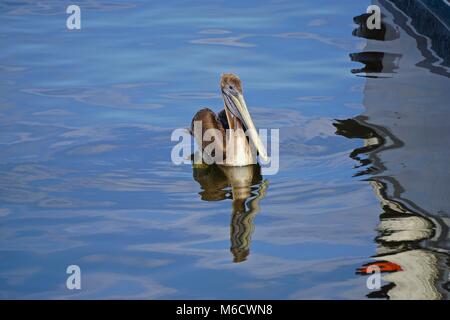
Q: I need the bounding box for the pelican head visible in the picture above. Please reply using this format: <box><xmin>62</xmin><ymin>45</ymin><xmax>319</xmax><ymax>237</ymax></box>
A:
<box><xmin>220</xmin><ymin>74</ymin><xmax>268</xmax><ymax>162</ymax></box>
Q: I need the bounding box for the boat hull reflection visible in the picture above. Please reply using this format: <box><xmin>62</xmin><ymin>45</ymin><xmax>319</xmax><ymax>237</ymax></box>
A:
<box><xmin>342</xmin><ymin>0</ymin><xmax>450</xmax><ymax>299</ymax></box>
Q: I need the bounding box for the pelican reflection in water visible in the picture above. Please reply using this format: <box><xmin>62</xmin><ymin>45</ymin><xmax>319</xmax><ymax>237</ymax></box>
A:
<box><xmin>193</xmin><ymin>164</ymin><xmax>268</xmax><ymax>262</ymax></box>
<box><xmin>190</xmin><ymin>74</ymin><xmax>269</xmax><ymax>262</ymax></box>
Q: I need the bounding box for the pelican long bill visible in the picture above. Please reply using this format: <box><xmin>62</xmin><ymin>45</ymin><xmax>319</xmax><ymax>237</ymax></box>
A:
<box><xmin>224</xmin><ymin>90</ymin><xmax>269</xmax><ymax>163</ymax></box>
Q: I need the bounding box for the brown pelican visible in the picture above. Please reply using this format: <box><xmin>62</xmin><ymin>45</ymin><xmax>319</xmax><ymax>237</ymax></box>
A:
<box><xmin>190</xmin><ymin>74</ymin><xmax>269</xmax><ymax>262</ymax></box>
<box><xmin>191</xmin><ymin>73</ymin><xmax>268</xmax><ymax>167</ymax></box>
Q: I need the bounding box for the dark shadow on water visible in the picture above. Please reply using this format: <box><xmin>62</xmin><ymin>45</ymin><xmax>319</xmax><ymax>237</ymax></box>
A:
<box><xmin>352</xmin><ymin>12</ymin><xmax>399</xmax><ymax>41</ymax></box>
<box><xmin>333</xmin><ymin>118</ymin><xmax>384</xmax><ymax>176</ymax></box>
<box><xmin>349</xmin><ymin>52</ymin><xmax>401</xmax><ymax>77</ymax></box>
